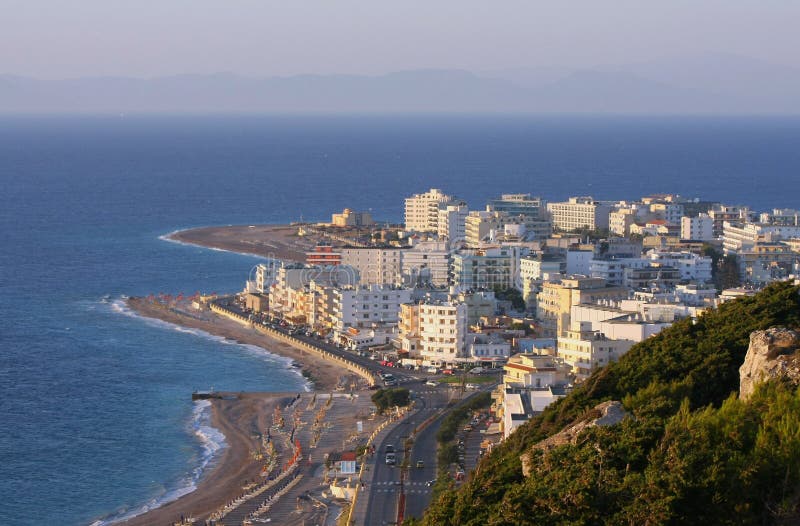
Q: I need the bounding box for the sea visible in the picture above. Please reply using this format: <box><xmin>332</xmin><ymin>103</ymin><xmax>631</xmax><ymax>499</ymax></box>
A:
<box><xmin>1</xmin><ymin>114</ymin><xmax>799</xmax><ymax>525</ymax></box>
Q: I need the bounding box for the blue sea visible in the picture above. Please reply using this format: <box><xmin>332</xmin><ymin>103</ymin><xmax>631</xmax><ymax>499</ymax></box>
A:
<box><xmin>1</xmin><ymin>114</ymin><xmax>799</xmax><ymax>525</ymax></box>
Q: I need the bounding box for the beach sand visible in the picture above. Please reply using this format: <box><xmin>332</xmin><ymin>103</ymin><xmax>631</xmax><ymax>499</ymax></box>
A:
<box><xmin>168</xmin><ymin>224</ymin><xmax>314</xmax><ymax>263</ymax></box>
<box><xmin>120</xmin><ymin>393</ymin><xmax>292</xmax><ymax>526</ymax></box>
<box><xmin>119</xmin><ymin>298</ymin><xmax>362</xmax><ymax>525</ymax></box>
<box><xmin>128</xmin><ymin>297</ymin><xmax>352</xmax><ymax>391</ymax></box>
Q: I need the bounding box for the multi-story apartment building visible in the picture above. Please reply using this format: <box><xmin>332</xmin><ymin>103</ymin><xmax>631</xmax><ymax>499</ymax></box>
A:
<box><xmin>487</xmin><ymin>193</ymin><xmax>545</xmax><ymax>219</ymax></box>
<box><xmin>547</xmin><ymin>197</ymin><xmax>611</xmax><ymax>232</ymax></box>
<box><xmin>268</xmin><ymin>264</ymin><xmax>359</xmax><ymax>323</ymax></box>
<box><xmin>305</xmin><ymin>244</ymin><xmax>342</xmax><ymax>266</ymax></box>
<box><xmin>520</xmin><ymin>254</ymin><xmax>564</xmax><ymax>309</ymax></box>
<box><xmin>536</xmin><ymin>277</ymin><xmax>629</xmax><ymax>338</ymax></box>
<box><xmin>437</xmin><ymin>201</ymin><xmax>469</xmax><ymax>246</ymax></box>
<box><xmin>608</xmin><ymin>207</ymin><xmax>640</xmax><ymax>236</ymax></box>
<box><xmin>556</xmin><ymin>324</ymin><xmax>634</xmax><ymax>381</ymax></box>
<box><xmin>404</xmin><ymin>188</ymin><xmax>454</xmax><ymax>233</ymax></box>
<box><xmin>708</xmin><ymin>204</ymin><xmax>752</xmax><ymax>237</ymax></box>
<box><xmin>332</xmin><ymin>285</ymin><xmax>412</xmax><ymax>335</ymax></box>
<box><xmin>590</xmin><ymin>257</ymin><xmax>647</xmax><ymax>287</ymax></box>
<box><xmin>340</xmin><ymin>247</ymin><xmax>402</xmax><ymax>285</ymax></box>
<box><xmin>624</xmin><ymin>264</ymin><xmax>681</xmax><ymax>290</ymax></box>
<box><xmin>451</xmin><ymin>246</ymin><xmax>520</xmax><ymax>290</ymax></box>
<box><xmin>496</xmin><ymin>353</ymin><xmax>572</xmax><ymax>438</ymax></box>
<box><xmin>465</xmin><ymin>210</ymin><xmax>506</xmax><ymax>247</ymax></box>
<box><xmin>400</xmin><ymin>240</ymin><xmax>451</xmax><ymax>288</ymax></box>
<box><xmin>681</xmin><ymin>214</ymin><xmax>714</xmax><ymax>241</ymax></box>
<box><xmin>649</xmin><ymin>202</ymin><xmax>685</xmax><ymax>225</ymax></box>
<box><xmin>646</xmin><ymin>251</ymin><xmax>713</xmax><ymax>282</ymax></box>
<box><xmin>417</xmin><ymin>301</ymin><xmax>468</xmax><ymax>365</ymax></box>
<box><xmin>396</xmin><ymin>303</ymin><xmax>421</xmax><ymax>356</ymax></box>
<box><xmin>451</xmin><ymin>289</ymin><xmax>497</xmax><ymax>325</ymax></box>
<box><xmin>723</xmin><ymin>222</ymin><xmax>800</xmax><ymax>255</ymax></box>
<box><xmin>737</xmin><ymin>242</ymin><xmax>798</xmax><ymax>284</ymax></box>
<box><xmin>759</xmin><ymin>209</ymin><xmax>800</xmax><ymax>226</ymax></box>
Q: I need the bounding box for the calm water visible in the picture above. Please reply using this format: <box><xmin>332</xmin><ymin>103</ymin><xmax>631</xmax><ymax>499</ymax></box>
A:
<box><xmin>1</xmin><ymin>115</ymin><xmax>799</xmax><ymax>525</ymax></box>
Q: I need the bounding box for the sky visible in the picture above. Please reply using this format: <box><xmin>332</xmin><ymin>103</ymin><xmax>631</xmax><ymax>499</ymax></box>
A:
<box><xmin>1</xmin><ymin>0</ymin><xmax>799</xmax><ymax>79</ymax></box>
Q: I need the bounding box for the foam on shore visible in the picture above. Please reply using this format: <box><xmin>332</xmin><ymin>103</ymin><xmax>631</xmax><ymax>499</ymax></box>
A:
<box><xmin>109</xmin><ymin>298</ymin><xmax>311</xmax><ymax>389</ymax></box>
<box><xmin>158</xmin><ymin>228</ymin><xmax>266</xmax><ymax>258</ymax></box>
<box><xmin>89</xmin><ymin>400</ymin><xmax>225</xmax><ymax>525</ymax></box>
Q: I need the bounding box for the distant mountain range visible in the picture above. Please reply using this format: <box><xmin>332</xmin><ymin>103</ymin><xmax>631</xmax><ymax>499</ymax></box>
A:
<box><xmin>2</xmin><ymin>54</ymin><xmax>799</xmax><ymax>113</ymax></box>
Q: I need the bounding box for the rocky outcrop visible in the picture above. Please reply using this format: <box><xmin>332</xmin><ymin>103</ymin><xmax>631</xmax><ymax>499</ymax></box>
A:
<box><xmin>739</xmin><ymin>327</ymin><xmax>800</xmax><ymax>401</ymax></box>
<box><xmin>521</xmin><ymin>401</ymin><xmax>627</xmax><ymax>476</ymax></box>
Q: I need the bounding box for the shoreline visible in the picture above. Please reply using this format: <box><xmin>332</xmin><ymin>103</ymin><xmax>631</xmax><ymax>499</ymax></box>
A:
<box><xmin>117</xmin><ymin>392</ymin><xmax>296</xmax><ymax>526</ymax></box>
<box><xmin>166</xmin><ymin>224</ymin><xmax>314</xmax><ymax>263</ymax></box>
<box><xmin>126</xmin><ymin>296</ymin><xmax>353</xmax><ymax>392</ymax></box>
<box><xmin>114</xmin><ymin>297</ymin><xmax>361</xmax><ymax>525</ymax></box>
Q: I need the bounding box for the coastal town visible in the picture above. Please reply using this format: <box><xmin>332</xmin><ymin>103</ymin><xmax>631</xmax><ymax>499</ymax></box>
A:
<box><xmin>131</xmin><ymin>189</ymin><xmax>800</xmax><ymax>526</ymax></box>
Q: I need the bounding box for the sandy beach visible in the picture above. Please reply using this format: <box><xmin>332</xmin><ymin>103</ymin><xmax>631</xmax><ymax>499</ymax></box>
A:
<box><xmin>127</xmin><ymin>297</ymin><xmax>353</xmax><ymax>391</ymax></box>
<box><xmin>119</xmin><ymin>297</ymin><xmax>363</xmax><ymax>525</ymax></box>
<box><xmin>168</xmin><ymin>224</ymin><xmax>315</xmax><ymax>263</ymax></box>
<box><xmin>120</xmin><ymin>392</ymin><xmax>292</xmax><ymax>526</ymax></box>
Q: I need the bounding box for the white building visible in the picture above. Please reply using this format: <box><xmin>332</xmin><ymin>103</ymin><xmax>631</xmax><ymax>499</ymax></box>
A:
<box><xmin>340</xmin><ymin>247</ymin><xmax>403</xmax><ymax>286</ymax></box>
<box><xmin>418</xmin><ymin>301</ymin><xmax>468</xmax><ymax>365</ymax></box>
<box><xmin>591</xmin><ymin>251</ymin><xmax>712</xmax><ymax>286</ymax></box>
<box><xmin>566</xmin><ymin>249</ymin><xmax>593</xmax><ymax>276</ymax></box>
<box><xmin>437</xmin><ymin>202</ymin><xmax>469</xmax><ymax>246</ymax></box>
<box><xmin>547</xmin><ymin>197</ymin><xmax>611</xmax><ymax>232</ymax></box>
<box><xmin>451</xmin><ymin>246</ymin><xmax>520</xmax><ymax>290</ymax></box>
<box><xmin>723</xmin><ymin>222</ymin><xmax>800</xmax><ymax>255</ymax></box>
<box><xmin>333</xmin><ymin>285</ymin><xmax>411</xmax><ymax>331</ymax></box>
<box><xmin>400</xmin><ymin>241</ymin><xmax>450</xmax><ymax>288</ymax></box>
<box><xmin>405</xmin><ymin>188</ymin><xmax>454</xmax><ymax>233</ymax></box>
<box><xmin>647</xmin><ymin>250</ymin><xmax>713</xmax><ymax>283</ymax></box>
<box><xmin>486</xmin><ymin>193</ymin><xmax>545</xmax><ymax>219</ymax></box>
<box><xmin>466</xmin><ymin>333</ymin><xmax>511</xmax><ymax>364</ymax></box>
<box><xmin>681</xmin><ymin>214</ymin><xmax>714</xmax><ymax>241</ymax></box>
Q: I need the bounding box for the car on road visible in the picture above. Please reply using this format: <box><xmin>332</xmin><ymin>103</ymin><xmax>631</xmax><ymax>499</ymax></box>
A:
<box><xmin>426</xmin><ymin>479</ymin><xmax>436</xmax><ymax>486</ymax></box>
<box><xmin>425</xmin><ymin>379</ymin><xmax>438</xmax><ymax>387</ymax></box>
<box><xmin>385</xmin><ymin>444</ymin><xmax>395</xmax><ymax>453</ymax></box>
<box><xmin>385</xmin><ymin>453</ymin><xmax>396</xmax><ymax>465</ymax></box>
<box><xmin>416</xmin><ymin>460</ymin><xmax>425</xmax><ymax>469</ymax></box>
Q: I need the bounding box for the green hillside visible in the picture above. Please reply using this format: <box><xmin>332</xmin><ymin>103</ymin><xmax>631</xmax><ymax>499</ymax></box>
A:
<box><xmin>417</xmin><ymin>282</ymin><xmax>800</xmax><ymax>525</ymax></box>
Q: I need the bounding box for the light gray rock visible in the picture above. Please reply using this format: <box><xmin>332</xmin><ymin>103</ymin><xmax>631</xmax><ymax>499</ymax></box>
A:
<box><xmin>739</xmin><ymin>327</ymin><xmax>800</xmax><ymax>401</ymax></box>
<box><xmin>521</xmin><ymin>400</ymin><xmax>627</xmax><ymax>476</ymax></box>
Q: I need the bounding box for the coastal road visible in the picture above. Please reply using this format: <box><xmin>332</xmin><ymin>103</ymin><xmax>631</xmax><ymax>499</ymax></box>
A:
<box><xmin>220</xmin><ymin>299</ymin><xmax>420</xmax><ymax>383</ymax></box>
<box><xmin>364</xmin><ymin>386</ymin><xmax>461</xmax><ymax>525</ymax></box>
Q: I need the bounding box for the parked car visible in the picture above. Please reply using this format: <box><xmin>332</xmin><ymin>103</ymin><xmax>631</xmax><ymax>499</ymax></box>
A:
<box><xmin>442</xmin><ymin>369</ymin><xmax>455</xmax><ymax>375</ymax></box>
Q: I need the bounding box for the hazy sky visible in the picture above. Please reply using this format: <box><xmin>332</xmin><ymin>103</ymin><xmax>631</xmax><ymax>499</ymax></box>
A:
<box><xmin>2</xmin><ymin>0</ymin><xmax>799</xmax><ymax>78</ymax></box>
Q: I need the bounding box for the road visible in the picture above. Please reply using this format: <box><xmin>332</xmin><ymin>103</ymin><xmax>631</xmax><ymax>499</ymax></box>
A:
<box><xmin>220</xmin><ymin>299</ymin><xmax>419</xmax><ymax>383</ymax></box>
<box><xmin>363</xmin><ymin>385</ymin><xmax>492</xmax><ymax>525</ymax></box>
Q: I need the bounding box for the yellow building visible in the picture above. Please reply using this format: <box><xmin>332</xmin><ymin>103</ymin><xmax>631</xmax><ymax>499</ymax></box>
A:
<box><xmin>536</xmin><ymin>277</ymin><xmax>628</xmax><ymax>338</ymax></box>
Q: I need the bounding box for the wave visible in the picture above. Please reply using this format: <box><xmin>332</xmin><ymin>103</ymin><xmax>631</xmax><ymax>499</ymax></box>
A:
<box><xmin>158</xmin><ymin>229</ymin><xmax>264</xmax><ymax>258</ymax></box>
<box><xmin>108</xmin><ymin>298</ymin><xmax>310</xmax><ymax>387</ymax></box>
<box><xmin>89</xmin><ymin>401</ymin><xmax>226</xmax><ymax>525</ymax></box>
